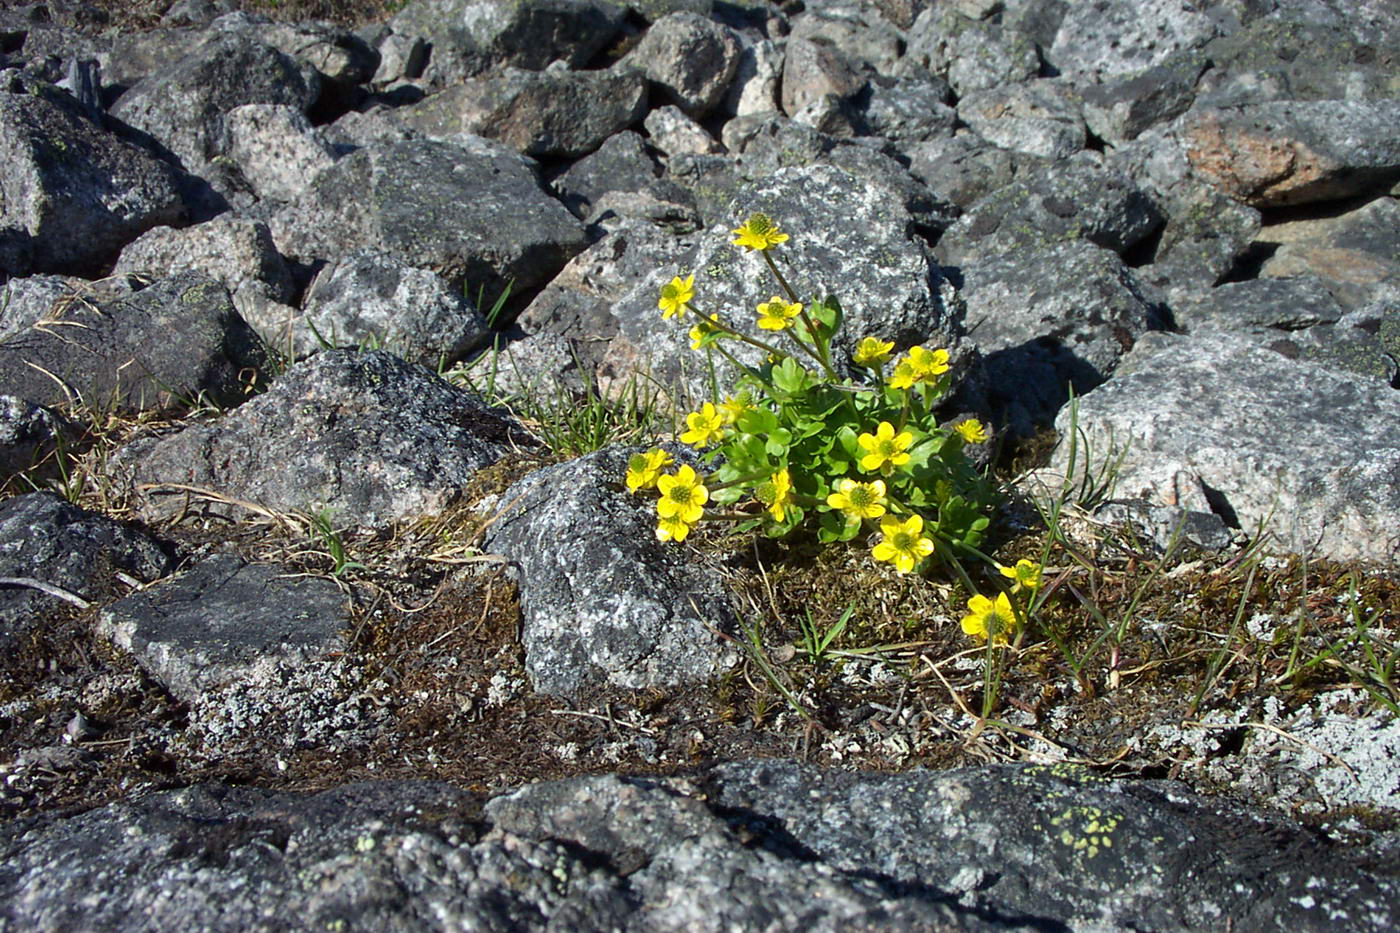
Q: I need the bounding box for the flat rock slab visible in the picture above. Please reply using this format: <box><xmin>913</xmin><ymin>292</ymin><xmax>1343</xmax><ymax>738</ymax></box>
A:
<box><xmin>0</xmin><ymin>272</ymin><xmax>270</xmax><ymax>414</ymax></box>
<box><xmin>269</xmin><ymin>137</ymin><xmax>588</xmax><ymax>297</ymax></box>
<box><xmin>0</xmin><ymin>73</ymin><xmax>185</xmax><ymax>277</ymax></box>
<box><xmin>0</xmin><ymin>492</ymin><xmax>171</xmax><ymax>651</ymax></box>
<box><xmin>96</xmin><ymin>553</ymin><xmax>348</xmax><ymax>704</ymax></box>
<box><xmin>125</xmin><ymin>349</ymin><xmax>532</xmax><ymax>530</ymax></box>
<box><xmin>3</xmin><ymin>762</ymin><xmax>1396</xmax><ymax>932</ymax></box>
<box><xmin>1036</xmin><ymin>330</ymin><xmax>1400</xmax><ymax>564</ymax></box>
<box><xmin>482</xmin><ymin>445</ymin><xmax>737</xmax><ymax>700</ymax></box>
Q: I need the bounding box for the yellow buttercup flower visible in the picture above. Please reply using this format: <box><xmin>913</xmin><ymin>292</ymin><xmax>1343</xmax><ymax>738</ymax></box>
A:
<box><xmin>857</xmin><ymin>421</ymin><xmax>913</xmax><ymax>474</ymax></box>
<box><xmin>656</xmin><ymin>465</ymin><xmax>708</xmax><ymax>524</ymax></box>
<box><xmin>961</xmin><ymin>592</ymin><xmax>1019</xmax><ymax>645</ymax></box>
<box><xmin>825</xmin><ymin>478</ymin><xmax>886</xmax><ymax>519</ymax></box>
<box><xmin>853</xmin><ymin>336</ymin><xmax>894</xmax><ymax>367</ymax></box>
<box><xmin>680</xmin><ymin>402</ymin><xmax>726</xmax><ymax>447</ymax></box>
<box><xmin>999</xmin><ymin>559</ymin><xmax>1043</xmax><ymax>594</ymax></box>
<box><xmin>625</xmin><ymin>448</ymin><xmax>673</xmax><ymax>492</ymax></box>
<box><xmin>872</xmin><ymin>514</ymin><xmax>934</xmax><ymax>574</ymax></box>
<box><xmin>755</xmin><ymin>296</ymin><xmax>802</xmax><ymax>331</ymax></box>
<box><xmin>718</xmin><ymin>393</ymin><xmax>752</xmax><ymax>425</ymax></box>
<box><xmin>890</xmin><ymin>345</ymin><xmax>950</xmax><ymax>389</ymax></box>
<box><xmin>656</xmin><ymin>513</ymin><xmax>694</xmax><ymax>542</ymax></box>
<box><xmin>766</xmin><ymin>468</ymin><xmax>794</xmax><ymax>522</ymax></box>
<box><xmin>955</xmin><ymin>419</ymin><xmax>988</xmax><ymax>445</ymax></box>
<box><xmin>732</xmin><ymin>212</ymin><xmax>789</xmax><ymax>251</ymax></box>
<box><xmin>658</xmin><ymin>274</ymin><xmax>694</xmax><ymax>319</ymax></box>
<box><xmin>689</xmin><ymin>313</ymin><xmax>721</xmax><ymax>350</ymax></box>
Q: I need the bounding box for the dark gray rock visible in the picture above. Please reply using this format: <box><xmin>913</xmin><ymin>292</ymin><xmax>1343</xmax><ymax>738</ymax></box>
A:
<box><xmin>105</xmin><ymin>26</ymin><xmax>206</xmax><ymax>92</ymax></box>
<box><xmin>390</xmin><ymin>0</ymin><xmax>625</xmax><ymax>87</ymax></box>
<box><xmin>110</xmin><ymin>31</ymin><xmax>318</xmax><ymax>177</ymax></box>
<box><xmin>0</xmin><ymin>492</ymin><xmax>170</xmax><ymax>651</ymax></box>
<box><xmin>1037</xmin><ymin>330</ymin><xmax>1400</xmax><ymax>563</ymax></box>
<box><xmin>394</xmin><ymin>66</ymin><xmax>647</xmax><ymax>159</ymax></box>
<box><xmin>0</xmin><ymin>272</ymin><xmax>269</xmax><ymax>414</ymax></box>
<box><xmin>0</xmin><ymin>275</ymin><xmax>94</xmax><ymax>340</ymax></box>
<box><xmin>957</xmin><ymin>240</ymin><xmax>1161</xmax><ymax>436</ymax></box>
<box><xmin>0</xmin><ymin>73</ymin><xmax>185</xmax><ymax>278</ymax></box>
<box><xmin>551</xmin><ymin>130</ymin><xmax>697</xmax><ymax>225</ymax></box>
<box><xmin>1256</xmin><ymin>195</ymin><xmax>1400</xmax><ymax>310</ymax></box>
<box><xmin>1044</xmin><ymin>0</ymin><xmax>1235</xmax><ymax>79</ymax></box>
<box><xmin>787</xmin><ymin>0</ymin><xmax>903</xmax><ymax>75</ymax></box>
<box><xmin>0</xmin><ymin>395</ymin><xmax>76</xmax><ymax>480</ymax></box>
<box><xmin>96</xmin><ymin>553</ymin><xmax>348</xmax><ymax>704</ymax></box>
<box><xmin>936</xmin><ymin>160</ymin><xmax>1163</xmax><ymax>266</ymax></box>
<box><xmin>902</xmin><ymin>132</ymin><xmax>1044</xmax><ymax>211</ymax></box>
<box><xmin>625</xmin><ymin>11</ymin><xmax>741</xmax><ymax>118</ymax></box>
<box><xmin>898</xmin><ymin>4</ymin><xmax>1040</xmax><ymax>96</ymax></box>
<box><xmin>957</xmin><ymin>80</ymin><xmax>1087</xmax><ymax>160</ymax></box>
<box><xmin>1080</xmin><ymin>57</ymin><xmax>1209</xmax><ymax>146</ymax></box>
<box><xmin>779</xmin><ymin>35</ymin><xmax>865</xmax><ymax>121</ymax></box>
<box><xmin>482</xmin><ymin>446</ymin><xmax>738</xmax><ymax>699</ymax></box>
<box><xmin>269</xmin><ymin>138</ymin><xmax>588</xmax><ymax>298</ymax></box>
<box><xmin>1093</xmin><ymin>498</ymin><xmax>1235</xmax><ymax>556</ymax></box>
<box><xmin>1179</xmin><ymin>100</ymin><xmax>1400</xmax><ymax>209</ymax></box>
<box><xmin>299</xmin><ymin>251</ymin><xmax>490</xmax><ymax>365</ymax></box>
<box><xmin>1270</xmin><ymin>297</ymin><xmax>1400</xmax><ymax>387</ymax></box>
<box><xmin>1169</xmin><ymin>275</ymin><xmax>1346</xmax><ymax>338</ymax></box>
<box><xmin>124</xmin><ymin>350</ymin><xmax>533</xmax><ymax>530</ymax></box>
<box><xmin>854</xmin><ymin>74</ymin><xmax>956</xmax><ymax>143</ymax></box>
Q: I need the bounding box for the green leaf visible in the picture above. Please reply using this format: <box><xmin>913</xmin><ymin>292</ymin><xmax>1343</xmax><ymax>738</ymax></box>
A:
<box><xmin>737</xmin><ymin>406</ymin><xmax>779</xmax><ymax>435</ymax></box>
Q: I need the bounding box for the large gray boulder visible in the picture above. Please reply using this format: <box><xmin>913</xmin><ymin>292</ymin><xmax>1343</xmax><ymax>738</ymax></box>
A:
<box><xmin>956</xmin><ymin>79</ymin><xmax>1087</xmax><ymax>160</ymax></box>
<box><xmin>1035</xmin><ymin>330</ymin><xmax>1400</xmax><ymax>563</ymax></box>
<box><xmin>626</xmin><ymin>12</ymin><xmax>742</xmax><ymax>118</ymax></box>
<box><xmin>898</xmin><ymin>4</ymin><xmax>1040</xmax><ymax>96</ymax></box>
<box><xmin>394</xmin><ymin>66</ymin><xmax>647</xmax><ymax>158</ymax></box>
<box><xmin>0</xmin><ymin>273</ymin><xmax>270</xmax><ymax>414</ymax></box>
<box><xmin>0</xmin><ymin>492</ymin><xmax>171</xmax><ymax>653</ymax></box>
<box><xmin>1256</xmin><ymin>194</ymin><xmax>1400</xmax><ymax>310</ymax></box>
<box><xmin>123</xmin><ymin>350</ymin><xmax>533</xmax><ymax>530</ymax></box>
<box><xmin>269</xmin><ymin>137</ymin><xmax>588</xmax><ymax>298</ymax></box>
<box><xmin>0</xmin><ymin>74</ymin><xmax>185</xmax><ymax>278</ymax></box>
<box><xmin>482</xmin><ymin>446</ymin><xmax>738</xmax><ymax>700</ymax></box>
<box><xmin>1044</xmin><ymin>0</ymin><xmax>1238</xmax><ymax>80</ymax></box>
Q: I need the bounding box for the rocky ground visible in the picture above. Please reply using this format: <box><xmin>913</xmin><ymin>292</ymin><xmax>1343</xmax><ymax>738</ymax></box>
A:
<box><xmin>0</xmin><ymin>0</ymin><xmax>1398</xmax><ymax>929</ymax></box>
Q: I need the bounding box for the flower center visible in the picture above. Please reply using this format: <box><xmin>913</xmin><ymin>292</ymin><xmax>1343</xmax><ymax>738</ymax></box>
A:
<box><xmin>892</xmin><ymin>531</ymin><xmax>915</xmax><ymax>551</ymax></box>
<box><xmin>669</xmin><ymin>485</ymin><xmax>693</xmax><ymax>504</ymax></box>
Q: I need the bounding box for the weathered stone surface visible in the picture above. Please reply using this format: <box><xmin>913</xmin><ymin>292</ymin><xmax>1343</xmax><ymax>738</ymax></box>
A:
<box><xmin>298</xmin><ymin>251</ymin><xmax>489</xmax><ymax>365</ymax></box>
<box><xmin>958</xmin><ymin>240</ymin><xmax>1161</xmax><ymax>436</ymax></box>
<box><xmin>603</xmin><ymin>163</ymin><xmax>962</xmax><ymax>402</ymax></box>
<box><xmin>855</xmin><ymin>75</ymin><xmax>956</xmax><ymax>143</ymax></box>
<box><xmin>222</xmin><ymin>103</ymin><xmax>337</xmax><ymax>202</ymax></box>
<box><xmin>1180</xmin><ymin>100</ymin><xmax>1400</xmax><ymax>208</ymax></box>
<box><xmin>626</xmin><ymin>11</ymin><xmax>741</xmax><ymax>118</ymax></box>
<box><xmin>0</xmin><ymin>492</ymin><xmax>171</xmax><ymax>651</ymax></box>
<box><xmin>96</xmin><ymin>553</ymin><xmax>348</xmax><ymax>704</ymax></box>
<box><xmin>787</xmin><ymin>0</ymin><xmax>902</xmax><ymax>74</ymax></box>
<box><xmin>124</xmin><ymin>350</ymin><xmax>533</xmax><ymax>530</ymax></box>
<box><xmin>1272</xmin><ymin>297</ymin><xmax>1400</xmax><ymax>387</ymax></box>
<box><xmin>1039</xmin><ymin>330</ymin><xmax>1400</xmax><ymax>563</ymax></box>
<box><xmin>1257</xmin><ymin>195</ymin><xmax>1400</xmax><ymax>309</ymax></box>
<box><xmin>7</xmin><ymin>761</ymin><xmax>1394</xmax><ymax>932</ymax></box>
<box><xmin>552</xmin><ymin>130</ymin><xmax>661</xmax><ymax>215</ymax></box>
<box><xmin>899</xmin><ymin>5</ymin><xmax>1039</xmax><ymax>96</ymax></box>
<box><xmin>482</xmin><ymin>446</ymin><xmax>738</xmax><ymax>699</ymax></box>
<box><xmin>1092</xmin><ymin>498</ymin><xmax>1234</xmax><ymax>556</ymax></box>
<box><xmin>643</xmin><ymin>104</ymin><xmax>723</xmax><ymax>157</ymax></box>
<box><xmin>110</xmin><ymin>31</ymin><xmax>317</xmax><ymax>176</ymax></box>
<box><xmin>390</xmin><ymin>0</ymin><xmax>625</xmax><ymax>87</ymax></box>
<box><xmin>0</xmin><ymin>273</ymin><xmax>269</xmax><ymax>414</ymax></box>
<box><xmin>1169</xmin><ymin>275</ymin><xmax>1346</xmax><ymax>339</ymax></box>
<box><xmin>903</xmin><ymin>131</ymin><xmax>1042</xmax><ymax>210</ymax></box>
<box><xmin>269</xmin><ymin>138</ymin><xmax>588</xmax><ymax>297</ymax></box>
<box><xmin>1080</xmin><ymin>58</ymin><xmax>1209</xmax><ymax>146</ymax></box>
<box><xmin>936</xmin><ymin>160</ymin><xmax>1163</xmax><ymax>266</ymax></box>
<box><xmin>780</xmin><ymin>35</ymin><xmax>864</xmax><ymax>120</ymax></box>
<box><xmin>394</xmin><ymin>66</ymin><xmax>647</xmax><ymax>158</ymax></box>
<box><xmin>0</xmin><ymin>275</ymin><xmax>95</xmax><ymax>340</ymax></box>
<box><xmin>0</xmin><ymin>396</ymin><xmax>76</xmax><ymax>479</ymax></box>
<box><xmin>722</xmin><ymin>36</ymin><xmax>783</xmax><ymax>117</ymax></box>
<box><xmin>0</xmin><ymin>74</ymin><xmax>185</xmax><ymax>278</ymax></box>
<box><xmin>1045</xmin><ymin>0</ymin><xmax>1234</xmax><ymax>79</ymax></box>
<box><xmin>957</xmin><ymin>80</ymin><xmax>1086</xmax><ymax>160</ymax></box>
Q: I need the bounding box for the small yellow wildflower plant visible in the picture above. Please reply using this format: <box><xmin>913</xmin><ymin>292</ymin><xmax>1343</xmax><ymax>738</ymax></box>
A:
<box><xmin>627</xmin><ymin>211</ymin><xmax>995</xmax><ymax>571</ymax></box>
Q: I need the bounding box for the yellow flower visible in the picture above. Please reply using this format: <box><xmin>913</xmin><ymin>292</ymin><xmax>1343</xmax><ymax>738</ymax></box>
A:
<box><xmin>826</xmin><ymin>478</ymin><xmax>886</xmax><ymax>519</ymax></box>
<box><xmin>679</xmin><ymin>402</ymin><xmax>726</xmax><ymax>447</ymax></box>
<box><xmin>656</xmin><ymin>465</ymin><xmax>708</xmax><ymax>524</ymax></box>
<box><xmin>872</xmin><ymin>514</ymin><xmax>935</xmax><ymax>574</ymax></box>
<box><xmin>766</xmin><ymin>468</ymin><xmax>794</xmax><ymax>522</ymax></box>
<box><xmin>625</xmin><ymin>448</ymin><xmax>673</xmax><ymax>492</ymax></box>
<box><xmin>656</xmin><ymin>514</ymin><xmax>694</xmax><ymax>542</ymax></box>
<box><xmin>689</xmin><ymin>313</ymin><xmax>721</xmax><ymax>350</ymax></box>
<box><xmin>732</xmin><ymin>212</ymin><xmax>789</xmax><ymax>251</ymax></box>
<box><xmin>718</xmin><ymin>393</ymin><xmax>752</xmax><ymax>425</ymax></box>
<box><xmin>853</xmin><ymin>336</ymin><xmax>894</xmax><ymax>367</ymax></box>
<box><xmin>857</xmin><ymin>421</ymin><xmax>913</xmax><ymax>474</ymax></box>
<box><xmin>961</xmin><ymin>592</ymin><xmax>1019</xmax><ymax>645</ymax></box>
<box><xmin>658</xmin><ymin>274</ymin><xmax>695</xmax><ymax>320</ymax></box>
<box><xmin>890</xmin><ymin>345</ymin><xmax>950</xmax><ymax>389</ymax></box>
<box><xmin>955</xmin><ymin>419</ymin><xmax>988</xmax><ymax>444</ymax></box>
<box><xmin>756</xmin><ymin>296</ymin><xmax>802</xmax><ymax>331</ymax></box>
<box><xmin>999</xmin><ymin>559</ymin><xmax>1043</xmax><ymax>594</ymax></box>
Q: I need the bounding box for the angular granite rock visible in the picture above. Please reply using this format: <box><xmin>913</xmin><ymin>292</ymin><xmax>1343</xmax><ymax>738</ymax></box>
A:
<box><xmin>1038</xmin><ymin>330</ymin><xmax>1400</xmax><ymax>563</ymax></box>
<box><xmin>957</xmin><ymin>80</ymin><xmax>1087</xmax><ymax>160</ymax></box>
<box><xmin>625</xmin><ymin>11</ymin><xmax>741</xmax><ymax>118</ymax></box>
<box><xmin>269</xmin><ymin>138</ymin><xmax>588</xmax><ymax>297</ymax></box>
<box><xmin>482</xmin><ymin>445</ymin><xmax>738</xmax><ymax>699</ymax></box>
<box><xmin>0</xmin><ymin>396</ymin><xmax>77</xmax><ymax>479</ymax></box>
<box><xmin>0</xmin><ymin>273</ymin><xmax>269</xmax><ymax>414</ymax></box>
<box><xmin>898</xmin><ymin>5</ymin><xmax>1039</xmax><ymax>96</ymax></box>
<box><xmin>96</xmin><ymin>553</ymin><xmax>348</xmax><ymax>704</ymax></box>
<box><xmin>0</xmin><ymin>492</ymin><xmax>171</xmax><ymax>651</ymax></box>
<box><xmin>221</xmin><ymin>103</ymin><xmax>337</xmax><ymax>202</ymax></box>
<box><xmin>1256</xmin><ymin>195</ymin><xmax>1400</xmax><ymax>309</ymax></box>
<box><xmin>124</xmin><ymin>350</ymin><xmax>533</xmax><ymax>530</ymax></box>
<box><xmin>1045</xmin><ymin>0</ymin><xmax>1233</xmax><ymax>80</ymax></box>
<box><xmin>0</xmin><ymin>73</ymin><xmax>185</xmax><ymax>278</ymax></box>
